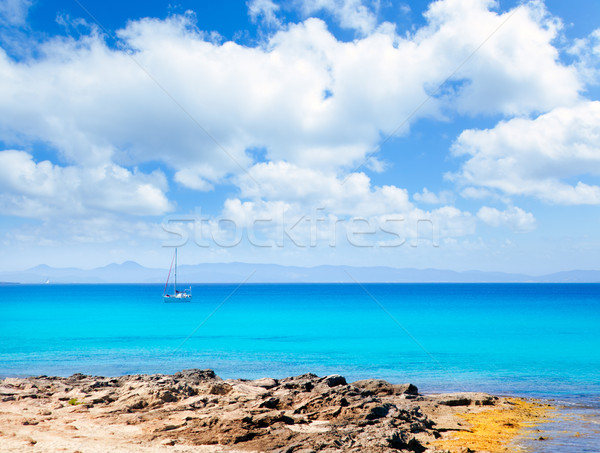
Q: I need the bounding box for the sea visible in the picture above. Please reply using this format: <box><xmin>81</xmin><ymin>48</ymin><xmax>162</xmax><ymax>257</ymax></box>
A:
<box><xmin>1</xmin><ymin>283</ymin><xmax>599</xmax><ymax>450</ymax></box>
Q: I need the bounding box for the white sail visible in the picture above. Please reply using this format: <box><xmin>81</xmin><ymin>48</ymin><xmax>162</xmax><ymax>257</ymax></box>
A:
<box><xmin>163</xmin><ymin>248</ymin><xmax>192</xmax><ymax>302</ymax></box>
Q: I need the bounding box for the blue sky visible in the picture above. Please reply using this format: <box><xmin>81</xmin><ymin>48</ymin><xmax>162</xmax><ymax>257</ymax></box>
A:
<box><xmin>0</xmin><ymin>0</ymin><xmax>599</xmax><ymax>273</ymax></box>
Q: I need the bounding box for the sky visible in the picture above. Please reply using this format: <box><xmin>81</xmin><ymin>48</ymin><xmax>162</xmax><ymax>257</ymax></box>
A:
<box><xmin>0</xmin><ymin>0</ymin><xmax>599</xmax><ymax>274</ymax></box>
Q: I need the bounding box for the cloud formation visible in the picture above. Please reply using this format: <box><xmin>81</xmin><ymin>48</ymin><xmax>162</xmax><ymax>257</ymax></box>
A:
<box><xmin>477</xmin><ymin>206</ymin><xmax>536</xmax><ymax>232</ymax></box>
<box><xmin>451</xmin><ymin>101</ymin><xmax>600</xmax><ymax>205</ymax></box>
<box><xmin>298</xmin><ymin>0</ymin><xmax>379</xmax><ymax>35</ymax></box>
<box><xmin>248</xmin><ymin>0</ymin><xmax>281</xmax><ymax>27</ymax></box>
<box><xmin>0</xmin><ymin>0</ymin><xmax>32</xmax><ymax>25</ymax></box>
<box><xmin>0</xmin><ymin>0</ymin><xmax>594</xmax><ymax>265</ymax></box>
<box><xmin>0</xmin><ymin>150</ymin><xmax>171</xmax><ymax>218</ymax></box>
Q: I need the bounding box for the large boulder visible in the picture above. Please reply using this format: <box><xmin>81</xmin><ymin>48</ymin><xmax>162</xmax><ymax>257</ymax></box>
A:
<box><xmin>352</xmin><ymin>379</ymin><xmax>419</xmax><ymax>396</ymax></box>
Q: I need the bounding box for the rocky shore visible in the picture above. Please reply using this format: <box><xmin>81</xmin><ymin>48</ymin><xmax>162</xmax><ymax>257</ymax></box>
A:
<box><xmin>0</xmin><ymin>370</ymin><xmax>551</xmax><ymax>452</ymax></box>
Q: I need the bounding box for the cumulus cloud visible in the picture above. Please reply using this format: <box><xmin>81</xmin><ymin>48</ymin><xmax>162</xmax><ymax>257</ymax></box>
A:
<box><xmin>569</xmin><ymin>28</ymin><xmax>600</xmax><ymax>85</ymax></box>
<box><xmin>0</xmin><ymin>0</ymin><xmax>588</xmax><ymax>250</ymax></box>
<box><xmin>237</xmin><ymin>161</ymin><xmax>413</xmax><ymax>216</ymax></box>
<box><xmin>298</xmin><ymin>0</ymin><xmax>379</xmax><ymax>36</ymax></box>
<box><xmin>0</xmin><ymin>150</ymin><xmax>172</xmax><ymax>218</ymax></box>
<box><xmin>224</xmin><ymin>161</ymin><xmax>476</xmax><ymax>245</ymax></box>
<box><xmin>413</xmin><ymin>188</ymin><xmax>454</xmax><ymax>204</ymax></box>
<box><xmin>450</xmin><ymin>101</ymin><xmax>600</xmax><ymax>205</ymax></box>
<box><xmin>416</xmin><ymin>0</ymin><xmax>580</xmax><ymax>115</ymax></box>
<box><xmin>0</xmin><ymin>0</ymin><xmax>32</xmax><ymax>25</ymax></box>
<box><xmin>248</xmin><ymin>0</ymin><xmax>281</xmax><ymax>27</ymax></box>
<box><xmin>0</xmin><ymin>0</ymin><xmax>580</xmax><ymax>183</ymax></box>
<box><xmin>477</xmin><ymin>206</ymin><xmax>536</xmax><ymax>232</ymax></box>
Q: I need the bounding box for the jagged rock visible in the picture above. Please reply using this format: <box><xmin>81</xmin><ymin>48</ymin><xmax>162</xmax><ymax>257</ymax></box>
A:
<box><xmin>281</xmin><ymin>373</ymin><xmax>318</xmax><ymax>391</ymax></box>
<box><xmin>365</xmin><ymin>403</ymin><xmax>391</xmax><ymax>420</ymax></box>
<box><xmin>322</xmin><ymin>375</ymin><xmax>347</xmax><ymax>387</ymax></box>
<box><xmin>157</xmin><ymin>390</ymin><xmax>178</xmax><ymax>403</ymax></box>
<box><xmin>69</xmin><ymin>373</ymin><xmax>88</xmax><ymax>381</ymax></box>
<box><xmin>433</xmin><ymin>392</ymin><xmax>496</xmax><ymax>407</ymax></box>
<box><xmin>0</xmin><ymin>369</ymin><xmax>518</xmax><ymax>453</ymax></box>
<box><xmin>260</xmin><ymin>397</ymin><xmax>280</xmax><ymax>409</ymax></box>
<box><xmin>352</xmin><ymin>379</ymin><xmax>394</xmax><ymax>395</ymax></box>
<box><xmin>209</xmin><ymin>383</ymin><xmax>233</xmax><ymax>395</ymax></box>
<box><xmin>352</xmin><ymin>379</ymin><xmax>419</xmax><ymax>397</ymax></box>
<box><xmin>126</xmin><ymin>399</ymin><xmax>148</xmax><ymax>411</ymax></box>
<box><xmin>388</xmin><ymin>430</ymin><xmax>426</xmax><ymax>452</ymax></box>
<box><xmin>252</xmin><ymin>378</ymin><xmax>279</xmax><ymax>389</ymax></box>
<box><xmin>173</xmin><ymin>369</ymin><xmax>218</xmax><ymax>384</ymax></box>
<box><xmin>394</xmin><ymin>383</ymin><xmax>419</xmax><ymax>396</ymax></box>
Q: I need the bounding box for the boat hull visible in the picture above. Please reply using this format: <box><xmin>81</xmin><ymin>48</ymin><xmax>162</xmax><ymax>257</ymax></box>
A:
<box><xmin>163</xmin><ymin>293</ymin><xmax>192</xmax><ymax>303</ymax></box>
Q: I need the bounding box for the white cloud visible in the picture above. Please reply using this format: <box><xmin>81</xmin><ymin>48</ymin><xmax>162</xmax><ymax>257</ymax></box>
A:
<box><xmin>0</xmin><ymin>0</ymin><xmax>32</xmax><ymax>25</ymax></box>
<box><xmin>416</xmin><ymin>0</ymin><xmax>580</xmax><ymax>116</ymax></box>
<box><xmin>450</xmin><ymin>101</ymin><xmax>600</xmax><ymax>205</ymax></box>
<box><xmin>0</xmin><ymin>0</ymin><xmax>591</xmax><ymax>260</ymax></box>
<box><xmin>237</xmin><ymin>161</ymin><xmax>413</xmax><ymax>216</ymax></box>
<box><xmin>413</xmin><ymin>188</ymin><xmax>454</xmax><ymax>204</ymax></box>
<box><xmin>460</xmin><ymin>186</ymin><xmax>496</xmax><ymax>200</ymax></box>
<box><xmin>248</xmin><ymin>0</ymin><xmax>281</xmax><ymax>27</ymax></box>
<box><xmin>299</xmin><ymin>0</ymin><xmax>379</xmax><ymax>36</ymax></box>
<box><xmin>225</xmin><ymin>161</ymin><xmax>476</xmax><ymax>244</ymax></box>
<box><xmin>0</xmin><ymin>150</ymin><xmax>172</xmax><ymax>218</ymax></box>
<box><xmin>0</xmin><ymin>1</ymin><xmax>581</xmax><ymax>191</ymax></box>
<box><xmin>399</xmin><ymin>3</ymin><xmax>411</xmax><ymax>15</ymax></box>
<box><xmin>477</xmin><ymin>206</ymin><xmax>536</xmax><ymax>232</ymax></box>
<box><xmin>569</xmin><ymin>28</ymin><xmax>600</xmax><ymax>85</ymax></box>
<box><xmin>173</xmin><ymin>166</ymin><xmax>218</xmax><ymax>192</ymax></box>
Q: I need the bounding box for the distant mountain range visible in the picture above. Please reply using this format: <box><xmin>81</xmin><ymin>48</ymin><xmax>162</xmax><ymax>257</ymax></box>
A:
<box><xmin>1</xmin><ymin>261</ymin><xmax>599</xmax><ymax>284</ymax></box>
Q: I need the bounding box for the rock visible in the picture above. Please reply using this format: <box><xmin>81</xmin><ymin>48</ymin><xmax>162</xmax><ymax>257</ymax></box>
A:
<box><xmin>69</xmin><ymin>373</ymin><xmax>88</xmax><ymax>381</ymax></box>
<box><xmin>251</xmin><ymin>378</ymin><xmax>278</xmax><ymax>389</ymax></box>
<box><xmin>434</xmin><ymin>392</ymin><xmax>495</xmax><ymax>407</ymax></box>
<box><xmin>209</xmin><ymin>383</ymin><xmax>233</xmax><ymax>395</ymax></box>
<box><xmin>231</xmin><ymin>383</ymin><xmax>267</xmax><ymax>396</ymax></box>
<box><xmin>260</xmin><ymin>397</ymin><xmax>280</xmax><ymax>409</ymax></box>
<box><xmin>365</xmin><ymin>403</ymin><xmax>391</xmax><ymax>420</ymax></box>
<box><xmin>287</xmin><ymin>420</ymin><xmax>331</xmax><ymax>434</ymax></box>
<box><xmin>91</xmin><ymin>392</ymin><xmax>115</xmax><ymax>405</ymax></box>
<box><xmin>281</xmin><ymin>374</ymin><xmax>318</xmax><ymax>391</ymax></box>
<box><xmin>173</xmin><ymin>369</ymin><xmax>217</xmax><ymax>384</ymax></box>
<box><xmin>440</xmin><ymin>397</ymin><xmax>471</xmax><ymax>406</ymax></box>
<box><xmin>388</xmin><ymin>431</ymin><xmax>426</xmax><ymax>452</ymax></box>
<box><xmin>352</xmin><ymin>379</ymin><xmax>418</xmax><ymax>396</ymax></box>
<box><xmin>0</xmin><ymin>370</ymin><xmax>522</xmax><ymax>453</ymax></box>
<box><xmin>322</xmin><ymin>375</ymin><xmax>347</xmax><ymax>387</ymax></box>
<box><xmin>352</xmin><ymin>379</ymin><xmax>395</xmax><ymax>395</ymax></box>
<box><xmin>252</xmin><ymin>412</ymin><xmax>295</xmax><ymax>428</ymax></box>
<box><xmin>127</xmin><ymin>399</ymin><xmax>148</xmax><ymax>411</ymax></box>
<box><xmin>158</xmin><ymin>390</ymin><xmax>178</xmax><ymax>403</ymax></box>
<box><xmin>394</xmin><ymin>383</ymin><xmax>419</xmax><ymax>396</ymax></box>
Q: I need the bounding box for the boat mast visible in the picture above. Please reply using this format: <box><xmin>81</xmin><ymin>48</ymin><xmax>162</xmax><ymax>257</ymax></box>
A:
<box><xmin>174</xmin><ymin>248</ymin><xmax>178</xmax><ymax>294</ymax></box>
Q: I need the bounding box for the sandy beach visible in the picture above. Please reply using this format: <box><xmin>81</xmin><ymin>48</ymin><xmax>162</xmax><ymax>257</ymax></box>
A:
<box><xmin>0</xmin><ymin>369</ymin><xmax>553</xmax><ymax>453</ymax></box>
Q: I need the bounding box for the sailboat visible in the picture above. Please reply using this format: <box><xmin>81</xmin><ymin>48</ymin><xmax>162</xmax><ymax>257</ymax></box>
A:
<box><xmin>163</xmin><ymin>248</ymin><xmax>192</xmax><ymax>302</ymax></box>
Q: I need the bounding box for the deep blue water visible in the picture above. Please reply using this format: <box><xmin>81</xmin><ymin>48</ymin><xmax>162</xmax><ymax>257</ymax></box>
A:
<box><xmin>1</xmin><ymin>283</ymin><xmax>599</xmax><ymax>449</ymax></box>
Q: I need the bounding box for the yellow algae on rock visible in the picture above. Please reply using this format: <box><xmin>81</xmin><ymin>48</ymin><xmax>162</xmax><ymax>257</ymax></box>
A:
<box><xmin>433</xmin><ymin>398</ymin><xmax>555</xmax><ymax>453</ymax></box>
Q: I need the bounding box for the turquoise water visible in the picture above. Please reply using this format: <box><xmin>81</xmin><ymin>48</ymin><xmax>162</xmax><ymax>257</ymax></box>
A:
<box><xmin>1</xmin><ymin>283</ymin><xmax>599</xmax><ymax>449</ymax></box>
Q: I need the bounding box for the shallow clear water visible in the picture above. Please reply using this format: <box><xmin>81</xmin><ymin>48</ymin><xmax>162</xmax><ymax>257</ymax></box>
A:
<box><xmin>1</xmin><ymin>283</ymin><xmax>599</xmax><ymax>449</ymax></box>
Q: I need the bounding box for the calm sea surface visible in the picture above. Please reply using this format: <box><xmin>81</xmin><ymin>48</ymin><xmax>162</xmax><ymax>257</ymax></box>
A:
<box><xmin>1</xmin><ymin>283</ymin><xmax>599</xmax><ymax>450</ymax></box>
